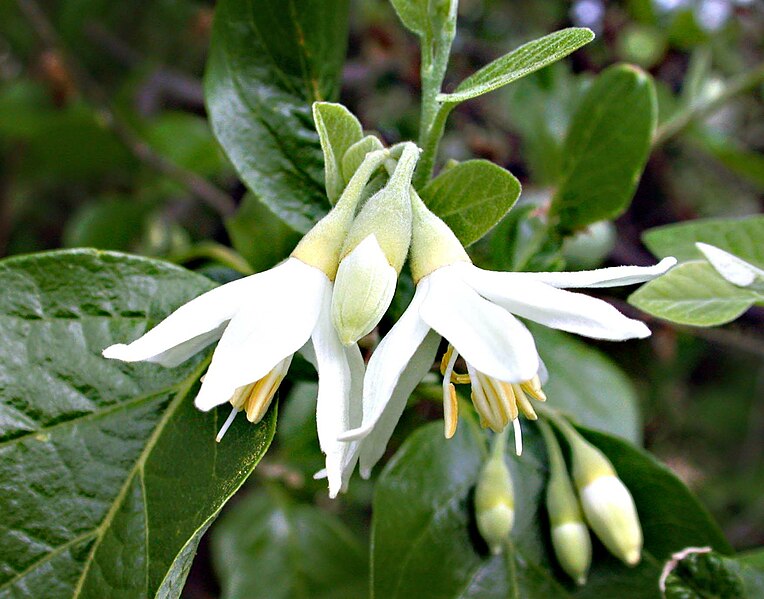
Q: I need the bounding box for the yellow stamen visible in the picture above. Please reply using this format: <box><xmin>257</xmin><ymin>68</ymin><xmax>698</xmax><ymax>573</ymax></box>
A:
<box><xmin>444</xmin><ymin>383</ymin><xmax>458</xmax><ymax>439</ymax></box>
<box><xmin>512</xmin><ymin>384</ymin><xmax>538</xmax><ymax>420</ymax></box>
<box><xmin>440</xmin><ymin>344</ymin><xmax>470</xmax><ymax>384</ymax></box>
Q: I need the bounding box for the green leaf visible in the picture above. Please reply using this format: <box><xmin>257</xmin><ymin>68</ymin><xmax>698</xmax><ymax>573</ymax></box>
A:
<box><xmin>63</xmin><ymin>197</ymin><xmax>151</xmax><ymax>251</ymax></box>
<box><xmin>142</xmin><ymin>111</ymin><xmax>230</xmax><ymax>178</ymax></box>
<box><xmin>628</xmin><ymin>261</ymin><xmax>762</xmax><ymax>326</ymax></box>
<box><xmin>420</xmin><ymin>160</ymin><xmax>521</xmax><ymax>246</ymax></box>
<box><xmin>225</xmin><ymin>193</ymin><xmax>302</xmax><ymax>272</ymax></box>
<box><xmin>437</xmin><ymin>28</ymin><xmax>594</xmax><ymax>104</ymax></box>
<box><xmin>0</xmin><ymin>250</ymin><xmax>276</xmax><ymax>598</ymax></box>
<box><xmin>488</xmin><ymin>202</ymin><xmax>565</xmax><ymax>273</ymax></box>
<box><xmin>313</xmin><ymin>102</ymin><xmax>364</xmax><ymax>204</ymax></box>
<box><xmin>389</xmin><ymin>0</ymin><xmax>453</xmax><ymax>37</ymax></box>
<box><xmin>529</xmin><ymin>325</ymin><xmax>640</xmax><ymax>444</ymax></box>
<box><xmin>342</xmin><ymin>135</ymin><xmax>385</xmax><ymax>183</ymax></box>
<box><xmin>371</xmin><ymin>419</ymin><xmax>729</xmax><ymax>598</ymax></box>
<box><xmin>643</xmin><ymin>215</ymin><xmax>764</xmax><ymax>268</ymax></box>
<box><xmin>213</xmin><ymin>488</ymin><xmax>368</xmax><ymax>599</ymax></box>
<box><xmin>551</xmin><ymin>64</ymin><xmax>657</xmax><ymax>231</ymax></box>
<box><xmin>205</xmin><ymin>0</ymin><xmax>350</xmax><ymax>232</ymax></box>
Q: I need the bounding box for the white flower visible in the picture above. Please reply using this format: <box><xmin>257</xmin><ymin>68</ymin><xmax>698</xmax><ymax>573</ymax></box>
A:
<box><xmin>103</xmin><ymin>257</ymin><xmax>362</xmax><ymax>497</ymax></box>
<box><xmin>339</xmin><ymin>190</ymin><xmax>677</xmax><ymax>478</ymax></box>
<box><xmin>103</xmin><ymin>149</ymin><xmax>393</xmax><ymax>498</ymax></box>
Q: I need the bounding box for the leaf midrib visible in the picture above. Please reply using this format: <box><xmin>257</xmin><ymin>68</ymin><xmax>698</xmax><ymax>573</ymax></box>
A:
<box><xmin>69</xmin><ymin>356</ymin><xmax>210</xmax><ymax>598</ymax></box>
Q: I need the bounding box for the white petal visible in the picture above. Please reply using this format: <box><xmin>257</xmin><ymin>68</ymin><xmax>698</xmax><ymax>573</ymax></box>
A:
<box><xmin>194</xmin><ymin>259</ymin><xmax>326</xmax><ymax>411</ymax></box>
<box><xmin>696</xmin><ymin>242</ymin><xmax>763</xmax><ymax>287</ymax></box>
<box><xmin>420</xmin><ymin>266</ymin><xmax>539</xmax><ymax>383</ymax></box>
<box><xmin>466</xmin><ymin>267</ymin><xmax>651</xmax><ymax>340</ymax></box>
<box><xmin>358</xmin><ymin>330</ymin><xmax>440</xmax><ymax>478</ymax></box>
<box><xmin>102</xmin><ymin>273</ymin><xmax>262</xmax><ymax>364</ymax></box>
<box><xmin>312</xmin><ymin>285</ymin><xmax>357</xmax><ymax>498</ymax></box>
<box><xmin>338</xmin><ymin>279</ymin><xmax>432</xmax><ymax>441</ymax></box>
<box><xmin>473</xmin><ymin>257</ymin><xmax>677</xmax><ymax>289</ymax></box>
<box><xmin>338</xmin><ymin>343</ymin><xmax>365</xmax><ymax>493</ymax></box>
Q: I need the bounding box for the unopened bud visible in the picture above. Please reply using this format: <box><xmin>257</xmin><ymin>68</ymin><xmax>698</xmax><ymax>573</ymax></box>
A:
<box><xmin>541</xmin><ymin>421</ymin><xmax>591</xmax><ymax>585</ymax></box>
<box><xmin>475</xmin><ymin>450</ymin><xmax>514</xmax><ymax>555</ymax></box>
<box><xmin>569</xmin><ymin>434</ymin><xmax>643</xmax><ymax>566</ymax></box>
<box><xmin>331</xmin><ymin>235</ymin><xmax>396</xmax><ymax>345</ymax></box>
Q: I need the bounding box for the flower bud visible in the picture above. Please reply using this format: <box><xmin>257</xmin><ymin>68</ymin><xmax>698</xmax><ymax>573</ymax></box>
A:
<box><xmin>569</xmin><ymin>434</ymin><xmax>643</xmax><ymax>566</ymax></box>
<box><xmin>331</xmin><ymin>235</ymin><xmax>397</xmax><ymax>345</ymax></box>
<box><xmin>578</xmin><ymin>475</ymin><xmax>642</xmax><ymax>566</ymax></box>
<box><xmin>331</xmin><ymin>143</ymin><xmax>420</xmax><ymax>344</ymax></box>
<box><xmin>475</xmin><ymin>449</ymin><xmax>514</xmax><ymax>555</ymax></box>
<box><xmin>540</xmin><ymin>421</ymin><xmax>591</xmax><ymax>585</ymax></box>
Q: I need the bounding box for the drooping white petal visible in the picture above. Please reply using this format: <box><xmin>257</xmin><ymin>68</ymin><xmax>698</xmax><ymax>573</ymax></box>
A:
<box><xmin>194</xmin><ymin>259</ymin><xmax>327</xmax><ymax>411</ymax></box>
<box><xmin>419</xmin><ymin>266</ymin><xmax>540</xmax><ymax>383</ymax></box>
<box><xmin>338</xmin><ymin>343</ymin><xmax>365</xmax><ymax>493</ymax></box>
<box><xmin>358</xmin><ymin>330</ymin><xmax>440</xmax><ymax>478</ymax></box>
<box><xmin>311</xmin><ymin>284</ymin><xmax>357</xmax><ymax>498</ymax></box>
<box><xmin>102</xmin><ymin>273</ymin><xmax>263</xmax><ymax>364</ymax></box>
<box><xmin>465</xmin><ymin>267</ymin><xmax>651</xmax><ymax>340</ymax></box>
<box><xmin>696</xmin><ymin>242</ymin><xmax>764</xmax><ymax>287</ymax></box>
<box><xmin>338</xmin><ymin>279</ymin><xmax>433</xmax><ymax>441</ymax></box>
<box><xmin>466</xmin><ymin>257</ymin><xmax>677</xmax><ymax>289</ymax></box>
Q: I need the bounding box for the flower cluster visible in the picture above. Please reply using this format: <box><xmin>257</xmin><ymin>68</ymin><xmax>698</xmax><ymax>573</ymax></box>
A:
<box><xmin>103</xmin><ymin>102</ymin><xmax>676</xmax><ymax>498</ymax></box>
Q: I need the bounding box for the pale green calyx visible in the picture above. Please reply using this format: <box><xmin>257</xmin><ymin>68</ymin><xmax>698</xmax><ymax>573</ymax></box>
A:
<box><xmin>475</xmin><ymin>434</ymin><xmax>515</xmax><ymax>555</ymax></box>
<box><xmin>329</xmin><ymin>143</ymin><xmax>420</xmax><ymax>344</ymax></box>
<box><xmin>409</xmin><ymin>188</ymin><xmax>470</xmax><ymax>282</ymax></box>
<box><xmin>339</xmin><ymin>142</ymin><xmax>420</xmax><ymax>272</ymax></box>
<box><xmin>331</xmin><ymin>235</ymin><xmax>397</xmax><ymax>345</ymax></box>
<box><xmin>292</xmin><ymin>149</ymin><xmax>388</xmax><ymax>279</ymax></box>
<box><xmin>540</xmin><ymin>421</ymin><xmax>591</xmax><ymax>585</ymax></box>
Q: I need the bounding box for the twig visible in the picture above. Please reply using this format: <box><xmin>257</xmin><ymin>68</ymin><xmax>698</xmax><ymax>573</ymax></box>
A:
<box><xmin>15</xmin><ymin>0</ymin><xmax>236</xmax><ymax>217</ymax></box>
<box><xmin>653</xmin><ymin>61</ymin><xmax>764</xmax><ymax>146</ymax></box>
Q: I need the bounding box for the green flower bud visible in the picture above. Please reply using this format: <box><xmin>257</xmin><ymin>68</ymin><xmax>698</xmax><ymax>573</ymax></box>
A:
<box><xmin>540</xmin><ymin>421</ymin><xmax>591</xmax><ymax>585</ymax></box>
<box><xmin>331</xmin><ymin>234</ymin><xmax>397</xmax><ymax>345</ymax></box>
<box><xmin>565</xmin><ymin>425</ymin><xmax>643</xmax><ymax>566</ymax></box>
<box><xmin>331</xmin><ymin>143</ymin><xmax>420</xmax><ymax>344</ymax></box>
<box><xmin>292</xmin><ymin>149</ymin><xmax>388</xmax><ymax>279</ymax></box>
<box><xmin>475</xmin><ymin>442</ymin><xmax>514</xmax><ymax>555</ymax></box>
<box><xmin>578</xmin><ymin>474</ymin><xmax>642</xmax><ymax>566</ymax></box>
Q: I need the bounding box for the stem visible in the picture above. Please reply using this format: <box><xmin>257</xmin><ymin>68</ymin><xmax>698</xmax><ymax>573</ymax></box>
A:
<box><xmin>653</xmin><ymin>61</ymin><xmax>764</xmax><ymax>146</ymax></box>
<box><xmin>414</xmin><ymin>103</ymin><xmax>454</xmax><ymax>189</ymax></box>
<box><xmin>15</xmin><ymin>0</ymin><xmax>236</xmax><ymax>217</ymax></box>
<box><xmin>168</xmin><ymin>241</ymin><xmax>254</xmax><ymax>275</ymax></box>
<box><xmin>413</xmin><ymin>3</ymin><xmax>458</xmax><ymax>189</ymax></box>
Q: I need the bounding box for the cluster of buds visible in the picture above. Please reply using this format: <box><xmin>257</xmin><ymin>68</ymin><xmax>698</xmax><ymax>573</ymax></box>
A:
<box><xmin>542</xmin><ymin>417</ymin><xmax>643</xmax><ymax>584</ymax></box>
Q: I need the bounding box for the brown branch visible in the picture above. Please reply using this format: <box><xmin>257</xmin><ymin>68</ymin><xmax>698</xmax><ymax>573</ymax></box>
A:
<box><xmin>15</xmin><ymin>0</ymin><xmax>236</xmax><ymax>217</ymax></box>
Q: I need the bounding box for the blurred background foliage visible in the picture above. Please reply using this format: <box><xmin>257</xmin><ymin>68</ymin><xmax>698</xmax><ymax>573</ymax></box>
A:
<box><xmin>1</xmin><ymin>0</ymin><xmax>763</xmax><ymax>596</ymax></box>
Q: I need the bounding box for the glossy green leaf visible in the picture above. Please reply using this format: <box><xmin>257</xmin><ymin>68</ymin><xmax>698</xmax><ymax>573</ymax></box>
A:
<box><xmin>530</xmin><ymin>325</ymin><xmax>640</xmax><ymax>444</ymax></box>
<box><xmin>0</xmin><ymin>250</ymin><xmax>276</xmax><ymax>598</ymax></box>
<box><xmin>420</xmin><ymin>160</ymin><xmax>521</xmax><ymax>246</ymax></box>
<box><xmin>225</xmin><ymin>193</ymin><xmax>302</xmax><ymax>272</ymax></box>
<box><xmin>438</xmin><ymin>28</ymin><xmax>594</xmax><ymax>104</ymax></box>
<box><xmin>313</xmin><ymin>102</ymin><xmax>364</xmax><ymax>204</ymax></box>
<box><xmin>205</xmin><ymin>0</ymin><xmax>350</xmax><ymax>232</ymax></box>
<box><xmin>213</xmin><ymin>488</ymin><xmax>368</xmax><ymax>599</ymax></box>
<box><xmin>551</xmin><ymin>64</ymin><xmax>657</xmax><ymax>231</ymax></box>
<box><xmin>628</xmin><ymin>261</ymin><xmax>762</xmax><ymax>326</ymax></box>
<box><xmin>371</xmin><ymin>419</ymin><xmax>729</xmax><ymax>598</ymax></box>
<box><xmin>643</xmin><ymin>215</ymin><xmax>764</xmax><ymax>267</ymax></box>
